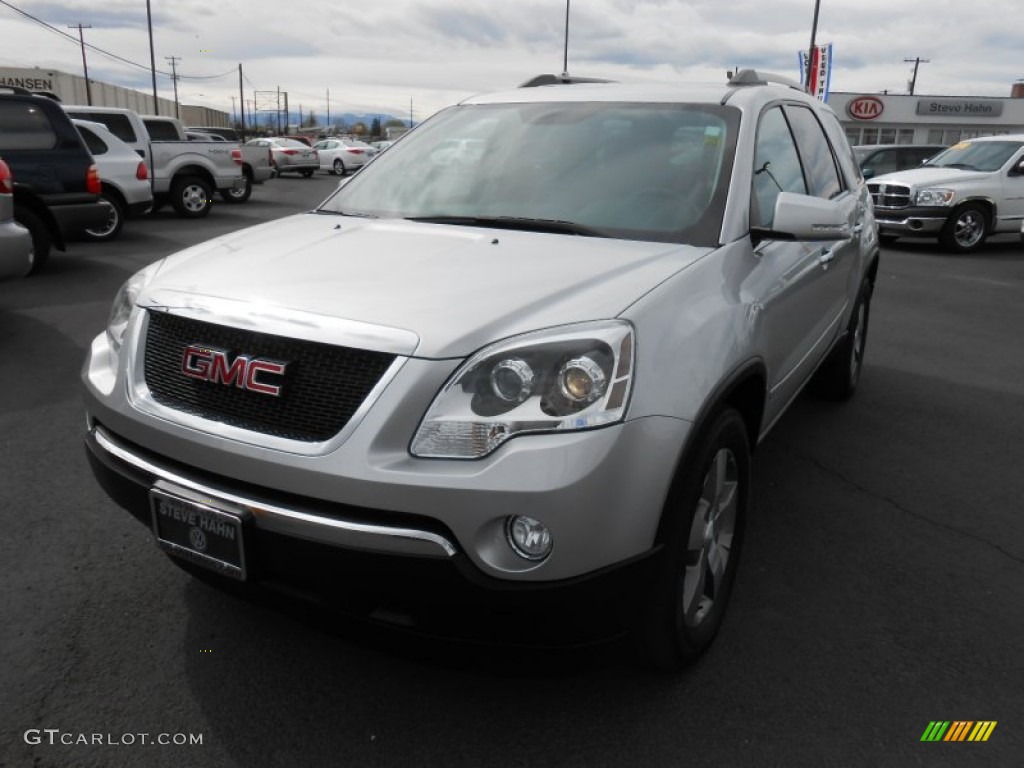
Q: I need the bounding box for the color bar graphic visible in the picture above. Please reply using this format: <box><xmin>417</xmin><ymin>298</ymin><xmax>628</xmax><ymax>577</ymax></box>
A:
<box><xmin>921</xmin><ymin>721</ymin><xmax>996</xmax><ymax>742</ymax></box>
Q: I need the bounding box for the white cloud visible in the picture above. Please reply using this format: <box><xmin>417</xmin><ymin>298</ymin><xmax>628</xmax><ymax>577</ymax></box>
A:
<box><xmin>1</xmin><ymin>0</ymin><xmax>1021</xmax><ymax>122</ymax></box>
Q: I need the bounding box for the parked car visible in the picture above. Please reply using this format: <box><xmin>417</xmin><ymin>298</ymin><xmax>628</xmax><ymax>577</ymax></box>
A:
<box><xmin>853</xmin><ymin>143</ymin><xmax>946</xmax><ymax>179</ymax></box>
<box><xmin>312</xmin><ymin>137</ymin><xmax>374</xmax><ymax>175</ymax></box>
<box><xmin>72</xmin><ymin>119</ymin><xmax>154</xmax><ymax>241</ymax></box>
<box><xmin>83</xmin><ymin>70</ymin><xmax>879</xmax><ymax>669</ymax></box>
<box><xmin>868</xmin><ymin>134</ymin><xmax>1024</xmax><ymax>252</ymax></box>
<box><xmin>1</xmin><ymin>86</ymin><xmax>108</xmax><ymax>273</ymax></box>
<box><xmin>246</xmin><ymin>137</ymin><xmax>319</xmax><ymax>177</ymax></box>
<box><xmin>0</xmin><ymin>157</ymin><xmax>33</xmax><ymax>279</ymax></box>
<box><xmin>62</xmin><ymin>105</ymin><xmax>246</xmax><ymax>218</ymax></box>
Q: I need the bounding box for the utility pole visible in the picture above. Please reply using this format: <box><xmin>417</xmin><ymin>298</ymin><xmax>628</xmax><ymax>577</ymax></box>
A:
<box><xmin>230</xmin><ymin>96</ymin><xmax>237</xmax><ymax>127</ymax></box>
<box><xmin>165</xmin><ymin>56</ymin><xmax>181</xmax><ymax>119</ymax></box>
<box><xmin>326</xmin><ymin>88</ymin><xmax>330</xmax><ymax>132</ymax></box>
<box><xmin>146</xmin><ymin>0</ymin><xmax>158</xmax><ymax>114</ymax></box>
<box><xmin>68</xmin><ymin>23</ymin><xmax>93</xmax><ymax>105</ymax></box>
<box><xmin>283</xmin><ymin>92</ymin><xmax>289</xmax><ymax>133</ymax></box>
<box><xmin>276</xmin><ymin>85</ymin><xmax>281</xmax><ymax>133</ymax></box>
<box><xmin>905</xmin><ymin>57</ymin><xmax>930</xmax><ymax>95</ymax></box>
<box><xmin>238</xmin><ymin>64</ymin><xmax>246</xmax><ymax>139</ymax></box>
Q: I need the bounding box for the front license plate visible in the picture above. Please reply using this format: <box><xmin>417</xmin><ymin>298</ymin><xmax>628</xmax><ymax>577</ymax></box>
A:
<box><xmin>150</xmin><ymin>489</ymin><xmax>246</xmax><ymax>580</ymax></box>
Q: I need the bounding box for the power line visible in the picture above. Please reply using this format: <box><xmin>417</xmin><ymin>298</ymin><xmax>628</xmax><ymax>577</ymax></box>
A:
<box><xmin>0</xmin><ymin>0</ymin><xmax>235</xmax><ymax>81</ymax></box>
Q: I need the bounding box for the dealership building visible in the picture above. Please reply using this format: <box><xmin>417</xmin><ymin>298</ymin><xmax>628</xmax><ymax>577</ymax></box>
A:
<box><xmin>830</xmin><ymin>82</ymin><xmax>1024</xmax><ymax>146</ymax></box>
<box><xmin>0</xmin><ymin>66</ymin><xmax>230</xmax><ymax>127</ymax></box>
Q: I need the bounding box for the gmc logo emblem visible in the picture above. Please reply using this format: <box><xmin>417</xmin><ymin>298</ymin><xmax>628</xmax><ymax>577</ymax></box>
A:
<box><xmin>182</xmin><ymin>344</ymin><xmax>288</xmax><ymax>397</ymax></box>
<box><xmin>847</xmin><ymin>96</ymin><xmax>884</xmax><ymax>121</ymax></box>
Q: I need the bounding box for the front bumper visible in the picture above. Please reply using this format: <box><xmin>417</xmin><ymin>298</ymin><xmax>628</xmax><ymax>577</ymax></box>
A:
<box><xmin>873</xmin><ymin>206</ymin><xmax>948</xmax><ymax>236</ymax></box>
<box><xmin>85</xmin><ymin>423</ymin><xmax>659</xmax><ymax>645</ymax></box>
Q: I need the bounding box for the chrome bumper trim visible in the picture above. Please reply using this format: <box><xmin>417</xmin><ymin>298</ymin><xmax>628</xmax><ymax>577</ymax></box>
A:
<box><xmin>92</xmin><ymin>425</ymin><xmax>457</xmax><ymax>558</ymax></box>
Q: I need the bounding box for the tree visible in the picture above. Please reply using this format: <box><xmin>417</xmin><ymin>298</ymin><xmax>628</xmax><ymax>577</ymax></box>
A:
<box><xmin>371</xmin><ymin>116</ymin><xmax>381</xmax><ymax>138</ymax></box>
<box><xmin>352</xmin><ymin>122</ymin><xmax>367</xmax><ymax>135</ymax></box>
<box><xmin>303</xmin><ymin>110</ymin><xmax>318</xmax><ymax>128</ymax></box>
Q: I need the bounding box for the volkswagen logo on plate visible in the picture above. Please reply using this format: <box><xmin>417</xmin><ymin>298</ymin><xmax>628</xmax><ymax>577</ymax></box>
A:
<box><xmin>189</xmin><ymin>526</ymin><xmax>208</xmax><ymax>552</ymax></box>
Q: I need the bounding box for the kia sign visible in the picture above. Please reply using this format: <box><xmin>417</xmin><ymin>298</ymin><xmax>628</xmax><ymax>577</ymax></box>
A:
<box><xmin>847</xmin><ymin>96</ymin><xmax>884</xmax><ymax>120</ymax></box>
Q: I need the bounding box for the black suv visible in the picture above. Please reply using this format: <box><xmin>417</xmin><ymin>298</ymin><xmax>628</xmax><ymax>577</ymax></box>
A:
<box><xmin>0</xmin><ymin>86</ymin><xmax>109</xmax><ymax>273</ymax></box>
<box><xmin>853</xmin><ymin>143</ymin><xmax>946</xmax><ymax>179</ymax></box>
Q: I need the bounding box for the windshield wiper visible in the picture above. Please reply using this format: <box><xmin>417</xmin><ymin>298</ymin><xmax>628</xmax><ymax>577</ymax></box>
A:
<box><xmin>940</xmin><ymin>163</ymin><xmax>978</xmax><ymax>171</ymax></box>
<box><xmin>312</xmin><ymin>209</ymin><xmax>378</xmax><ymax>218</ymax></box>
<box><xmin>405</xmin><ymin>215</ymin><xmax>608</xmax><ymax>238</ymax></box>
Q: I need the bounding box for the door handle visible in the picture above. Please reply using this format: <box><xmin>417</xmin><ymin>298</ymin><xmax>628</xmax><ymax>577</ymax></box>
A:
<box><xmin>819</xmin><ymin>248</ymin><xmax>836</xmax><ymax>266</ymax></box>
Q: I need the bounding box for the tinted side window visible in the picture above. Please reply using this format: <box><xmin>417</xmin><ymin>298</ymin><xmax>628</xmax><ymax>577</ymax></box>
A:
<box><xmin>866</xmin><ymin>149</ymin><xmax>900</xmax><ymax>176</ymax></box>
<box><xmin>77</xmin><ymin>125</ymin><xmax>108</xmax><ymax>155</ymax></box>
<box><xmin>784</xmin><ymin>105</ymin><xmax>843</xmax><ymax>199</ymax></box>
<box><xmin>67</xmin><ymin>112</ymin><xmax>137</xmax><ymax>143</ymax></box>
<box><xmin>752</xmin><ymin>106</ymin><xmax>806</xmax><ymax>228</ymax></box>
<box><xmin>0</xmin><ymin>101</ymin><xmax>57</xmax><ymax>150</ymax></box>
<box><xmin>144</xmin><ymin>119</ymin><xmax>180</xmax><ymax>141</ymax></box>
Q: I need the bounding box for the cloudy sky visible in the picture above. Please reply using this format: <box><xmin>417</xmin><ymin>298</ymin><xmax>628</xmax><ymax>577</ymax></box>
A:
<box><xmin>1</xmin><ymin>0</ymin><xmax>1021</xmax><ymax>123</ymax></box>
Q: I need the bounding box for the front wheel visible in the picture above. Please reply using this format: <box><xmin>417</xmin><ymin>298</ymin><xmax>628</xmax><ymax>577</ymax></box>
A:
<box><xmin>170</xmin><ymin>175</ymin><xmax>213</xmax><ymax>218</ymax></box>
<box><xmin>639</xmin><ymin>408</ymin><xmax>750</xmax><ymax>670</ymax></box>
<box><xmin>301</xmin><ymin>169</ymin><xmax>315</xmax><ymax>178</ymax></box>
<box><xmin>939</xmin><ymin>203</ymin><xmax>988</xmax><ymax>253</ymax></box>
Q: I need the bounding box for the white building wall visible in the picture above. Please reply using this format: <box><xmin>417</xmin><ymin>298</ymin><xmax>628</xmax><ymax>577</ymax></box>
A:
<box><xmin>0</xmin><ymin>67</ymin><xmax>227</xmax><ymax>125</ymax></box>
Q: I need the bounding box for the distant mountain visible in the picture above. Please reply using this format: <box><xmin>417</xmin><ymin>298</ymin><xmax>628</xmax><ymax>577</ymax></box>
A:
<box><xmin>251</xmin><ymin>111</ymin><xmax>413</xmax><ymax>133</ymax></box>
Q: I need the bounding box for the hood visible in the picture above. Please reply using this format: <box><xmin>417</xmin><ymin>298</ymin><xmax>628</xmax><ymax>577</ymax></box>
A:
<box><xmin>870</xmin><ymin>166</ymin><xmax>992</xmax><ymax>187</ymax></box>
<box><xmin>144</xmin><ymin>213</ymin><xmax>707</xmax><ymax>358</ymax></box>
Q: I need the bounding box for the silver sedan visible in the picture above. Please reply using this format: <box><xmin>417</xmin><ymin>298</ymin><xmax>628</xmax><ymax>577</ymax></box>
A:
<box><xmin>0</xmin><ymin>157</ymin><xmax>33</xmax><ymax>279</ymax></box>
<box><xmin>312</xmin><ymin>138</ymin><xmax>374</xmax><ymax>175</ymax></box>
<box><xmin>246</xmin><ymin>138</ymin><xmax>319</xmax><ymax>178</ymax></box>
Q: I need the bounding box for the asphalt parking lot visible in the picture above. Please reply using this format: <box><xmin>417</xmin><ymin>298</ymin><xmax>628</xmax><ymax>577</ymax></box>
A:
<box><xmin>2</xmin><ymin>174</ymin><xmax>1022</xmax><ymax>767</ymax></box>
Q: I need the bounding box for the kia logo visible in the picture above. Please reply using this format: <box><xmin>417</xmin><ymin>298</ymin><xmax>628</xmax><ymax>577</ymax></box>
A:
<box><xmin>181</xmin><ymin>344</ymin><xmax>288</xmax><ymax>397</ymax></box>
<box><xmin>847</xmin><ymin>96</ymin><xmax>884</xmax><ymax>120</ymax></box>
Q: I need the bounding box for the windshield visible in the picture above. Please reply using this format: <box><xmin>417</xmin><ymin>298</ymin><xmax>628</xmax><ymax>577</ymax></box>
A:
<box><xmin>927</xmin><ymin>140</ymin><xmax>1024</xmax><ymax>172</ymax></box>
<box><xmin>318</xmin><ymin>101</ymin><xmax>739</xmax><ymax>245</ymax></box>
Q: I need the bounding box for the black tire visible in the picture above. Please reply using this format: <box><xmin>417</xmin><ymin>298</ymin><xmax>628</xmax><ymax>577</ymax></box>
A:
<box><xmin>301</xmin><ymin>169</ymin><xmax>315</xmax><ymax>178</ymax></box>
<box><xmin>332</xmin><ymin>158</ymin><xmax>345</xmax><ymax>175</ymax></box>
<box><xmin>13</xmin><ymin>206</ymin><xmax>51</xmax><ymax>274</ymax></box>
<box><xmin>83</xmin><ymin>191</ymin><xmax>125</xmax><ymax>241</ymax></box>
<box><xmin>939</xmin><ymin>203</ymin><xmax>988</xmax><ymax>253</ymax></box>
<box><xmin>170</xmin><ymin>175</ymin><xmax>213</xmax><ymax>218</ymax></box>
<box><xmin>639</xmin><ymin>408</ymin><xmax>750</xmax><ymax>670</ymax></box>
<box><xmin>810</xmin><ymin>276</ymin><xmax>872</xmax><ymax>401</ymax></box>
<box><xmin>220</xmin><ymin>172</ymin><xmax>252</xmax><ymax>204</ymax></box>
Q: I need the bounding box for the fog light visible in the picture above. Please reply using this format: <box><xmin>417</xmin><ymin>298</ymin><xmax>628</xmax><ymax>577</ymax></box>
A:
<box><xmin>506</xmin><ymin>515</ymin><xmax>552</xmax><ymax>561</ymax></box>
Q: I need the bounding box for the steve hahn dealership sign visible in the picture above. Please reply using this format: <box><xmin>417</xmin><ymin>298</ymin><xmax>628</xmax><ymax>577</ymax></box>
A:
<box><xmin>847</xmin><ymin>95</ymin><xmax>1005</xmax><ymax>120</ymax></box>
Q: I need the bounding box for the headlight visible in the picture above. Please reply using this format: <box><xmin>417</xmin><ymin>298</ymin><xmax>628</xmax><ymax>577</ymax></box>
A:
<box><xmin>914</xmin><ymin>188</ymin><xmax>956</xmax><ymax>206</ymax></box>
<box><xmin>106</xmin><ymin>262</ymin><xmax>161</xmax><ymax>354</ymax></box>
<box><xmin>411</xmin><ymin>321</ymin><xmax>634</xmax><ymax>459</ymax></box>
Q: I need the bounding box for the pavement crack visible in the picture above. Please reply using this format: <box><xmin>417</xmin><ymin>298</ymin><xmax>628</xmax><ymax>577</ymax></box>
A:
<box><xmin>779</xmin><ymin>444</ymin><xmax>1024</xmax><ymax>567</ymax></box>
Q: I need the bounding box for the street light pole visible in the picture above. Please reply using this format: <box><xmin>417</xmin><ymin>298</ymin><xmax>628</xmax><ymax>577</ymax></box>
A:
<box><xmin>146</xmin><ymin>0</ymin><xmax>159</xmax><ymax>115</ymax></box>
<box><xmin>562</xmin><ymin>0</ymin><xmax>571</xmax><ymax>77</ymax></box>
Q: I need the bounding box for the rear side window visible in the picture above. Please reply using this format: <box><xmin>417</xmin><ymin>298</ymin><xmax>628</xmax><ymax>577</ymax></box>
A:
<box><xmin>784</xmin><ymin>105</ymin><xmax>843</xmax><ymax>200</ymax></box>
<box><xmin>0</xmin><ymin>101</ymin><xmax>57</xmax><ymax>150</ymax></box>
<box><xmin>77</xmin><ymin>125</ymin><xmax>108</xmax><ymax>155</ymax></box>
<box><xmin>144</xmin><ymin>119</ymin><xmax>180</xmax><ymax>141</ymax></box>
<box><xmin>67</xmin><ymin>112</ymin><xmax>136</xmax><ymax>143</ymax></box>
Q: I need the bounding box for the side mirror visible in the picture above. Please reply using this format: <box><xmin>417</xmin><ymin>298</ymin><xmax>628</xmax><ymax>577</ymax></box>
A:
<box><xmin>861</xmin><ymin>166</ymin><xmax>876</xmax><ymax>179</ymax></box>
<box><xmin>753</xmin><ymin>191</ymin><xmax>854</xmax><ymax>242</ymax></box>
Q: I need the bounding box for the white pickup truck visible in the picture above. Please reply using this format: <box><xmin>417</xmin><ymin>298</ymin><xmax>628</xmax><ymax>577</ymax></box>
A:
<box><xmin>867</xmin><ymin>134</ymin><xmax>1024</xmax><ymax>253</ymax></box>
<box><xmin>62</xmin><ymin>105</ymin><xmax>246</xmax><ymax>218</ymax></box>
<box><xmin>152</xmin><ymin>118</ymin><xmax>274</xmax><ymax>203</ymax></box>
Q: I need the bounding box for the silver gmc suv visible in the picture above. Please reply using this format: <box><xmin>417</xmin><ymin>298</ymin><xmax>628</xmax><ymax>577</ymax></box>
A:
<box><xmin>83</xmin><ymin>70</ymin><xmax>879</xmax><ymax>668</ymax></box>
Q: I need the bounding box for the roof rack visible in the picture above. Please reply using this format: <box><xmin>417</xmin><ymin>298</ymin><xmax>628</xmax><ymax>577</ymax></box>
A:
<box><xmin>519</xmin><ymin>74</ymin><xmax>615</xmax><ymax>88</ymax></box>
<box><xmin>728</xmin><ymin>69</ymin><xmax>807</xmax><ymax>93</ymax></box>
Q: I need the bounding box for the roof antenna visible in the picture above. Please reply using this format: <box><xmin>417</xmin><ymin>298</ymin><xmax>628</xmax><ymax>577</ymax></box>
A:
<box><xmin>561</xmin><ymin>0</ymin><xmax>571</xmax><ymax>77</ymax></box>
